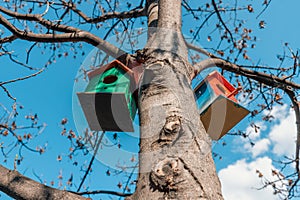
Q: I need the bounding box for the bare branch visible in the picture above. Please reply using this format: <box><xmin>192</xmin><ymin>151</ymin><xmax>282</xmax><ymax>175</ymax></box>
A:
<box><xmin>211</xmin><ymin>0</ymin><xmax>234</xmax><ymax>43</ymax></box>
<box><xmin>257</xmin><ymin>0</ymin><xmax>273</xmax><ymax>19</ymax></box>
<box><xmin>7</xmin><ymin>52</ymin><xmax>36</xmax><ymax>70</ymax></box>
<box><xmin>0</xmin><ymin>67</ymin><xmax>46</xmax><ymax>86</ymax></box>
<box><xmin>64</xmin><ymin>3</ymin><xmax>147</xmax><ymax>24</ymax></box>
<box><xmin>40</xmin><ymin>1</ymin><xmax>50</xmax><ymax>17</ymax></box>
<box><xmin>0</xmin><ymin>6</ymin><xmax>82</xmax><ymax>33</ymax></box>
<box><xmin>74</xmin><ymin>190</ymin><xmax>132</xmax><ymax>197</ymax></box>
<box><xmin>0</xmin><ymin>35</ymin><xmax>17</xmax><ymax>44</ymax></box>
<box><xmin>0</xmin><ymin>164</ymin><xmax>88</xmax><ymax>200</ymax></box>
<box><xmin>0</xmin><ymin>124</ymin><xmax>39</xmax><ymax>153</ymax></box>
<box><xmin>186</xmin><ymin>42</ymin><xmax>211</xmax><ymax>57</ymax></box>
<box><xmin>0</xmin><ymin>50</ymin><xmax>13</xmax><ymax>56</ymax></box>
<box><xmin>0</xmin><ymin>14</ymin><xmax>125</xmax><ymax>58</ymax></box>
<box><xmin>0</xmin><ymin>85</ymin><xmax>16</xmax><ymax>100</ymax></box>
<box><xmin>77</xmin><ymin>132</ymin><xmax>104</xmax><ymax>192</ymax></box>
<box><xmin>194</xmin><ymin>58</ymin><xmax>300</xmax><ymax>90</ymax></box>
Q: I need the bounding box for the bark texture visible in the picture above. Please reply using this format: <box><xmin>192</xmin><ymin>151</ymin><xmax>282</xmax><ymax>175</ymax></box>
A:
<box><xmin>129</xmin><ymin>0</ymin><xmax>224</xmax><ymax>199</ymax></box>
<box><xmin>0</xmin><ymin>165</ymin><xmax>88</xmax><ymax>200</ymax></box>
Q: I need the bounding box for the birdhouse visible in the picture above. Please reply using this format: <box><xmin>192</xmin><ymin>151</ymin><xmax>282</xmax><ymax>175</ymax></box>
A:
<box><xmin>77</xmin><ymin>60</ymin><xmax>137</xmax><ymax>132</ymax></box>
<box><xmin>194</xmin><ymin>71</ymin><xmax>249</xmax><ymax>140</ymax></box>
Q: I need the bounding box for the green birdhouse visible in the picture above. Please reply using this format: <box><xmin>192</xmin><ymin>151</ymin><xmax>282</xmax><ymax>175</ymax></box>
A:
<box><xmin>194</xmin><ymin>71</ymin><xmax>250</xmax><ymax>140</ymax></box>
<box><xmin>77</xmin><ymin>60</ymin><xmax>137</xmax><ymax>132</ymax></box>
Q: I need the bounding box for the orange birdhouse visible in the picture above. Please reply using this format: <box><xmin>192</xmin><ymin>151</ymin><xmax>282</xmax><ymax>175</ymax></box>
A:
<box><xmin>194</xmin><ymin>71</ymin><xmax>249</xmax><ymax>140</ymax></box>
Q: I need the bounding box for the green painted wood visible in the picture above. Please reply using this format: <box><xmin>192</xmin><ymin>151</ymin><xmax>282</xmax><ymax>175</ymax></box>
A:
<box><xmin>78</xmin><ymin>66</ymin><xmax>137</xmax><ymax>132</ymax></box>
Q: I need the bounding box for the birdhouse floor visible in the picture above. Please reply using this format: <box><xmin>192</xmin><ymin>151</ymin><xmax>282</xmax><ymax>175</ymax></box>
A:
<box><xmin>200</xmin><ymin>95</ymin><xmax>249</xmax><ymax>140</ymax></box>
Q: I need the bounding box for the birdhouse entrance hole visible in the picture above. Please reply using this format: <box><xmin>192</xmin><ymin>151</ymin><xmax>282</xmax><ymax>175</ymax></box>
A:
<box><xmin>103</xmin><ymin>75</ymin><xmax>118</xmax><ymax>84</ymax></box>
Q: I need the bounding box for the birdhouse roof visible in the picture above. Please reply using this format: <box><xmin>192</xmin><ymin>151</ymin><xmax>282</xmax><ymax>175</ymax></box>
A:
<box><xmin>194</xmin><ymin>71</ymin><xmax>235</xmax><ymax>92</ymax></box>
<box><xmin>87</xmin><ymin>60</ymin><xmax>133</xmax><ymax>80</ymax></box>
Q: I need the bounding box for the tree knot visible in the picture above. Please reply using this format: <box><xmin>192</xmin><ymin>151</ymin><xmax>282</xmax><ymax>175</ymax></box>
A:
<box><xmin>150</xmin><ymin>157</ymin><xmax>182</xmax><ymax>192</ymax></box>
<box><xmin>159</xmin><ymin>116</ymin><xmax>182</xmax><ymax>142</ymax></box>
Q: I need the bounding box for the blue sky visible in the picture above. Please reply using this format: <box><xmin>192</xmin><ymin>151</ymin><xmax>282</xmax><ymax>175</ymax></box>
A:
<box><xmin>0</xmin><ymin>0</ymin><xmax>300</xmax><ymax>199</ymax></box>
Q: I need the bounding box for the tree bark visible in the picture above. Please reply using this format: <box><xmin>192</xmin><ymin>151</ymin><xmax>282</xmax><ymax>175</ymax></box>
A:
<box><xmin>129</xmin><ymin>0</ymin><xmax>223</xmax><ymax>199</ymax></box>
<box><xmin>0</xmin><ymin>165</ymin><xmax>88</xmax><ymax>200</ymax></box>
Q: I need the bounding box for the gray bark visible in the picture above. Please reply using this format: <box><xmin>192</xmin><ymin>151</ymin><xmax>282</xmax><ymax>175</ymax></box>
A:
<box><xmin>129</xmin><ymin>0</ymin><xmax>224</xmax><ymax>199</ymax></box>
<box><xmin>0</xmin><ymin>165</ymin><xmax>87</xmax><ymax>200</ymax></box>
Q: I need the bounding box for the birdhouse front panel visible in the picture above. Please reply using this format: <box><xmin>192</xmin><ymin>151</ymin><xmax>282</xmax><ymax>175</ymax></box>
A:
<box><xmin>77</xmin><ymin>60</ymin><xmax>137</xmax><ymax>132</ymax></box>
<box><xmin>194</xmin><ymin>71</ymin><xmax>249</xmax><ymax>140</ymax></box>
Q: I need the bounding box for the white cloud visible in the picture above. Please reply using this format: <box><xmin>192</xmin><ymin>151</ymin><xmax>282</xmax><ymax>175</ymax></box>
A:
<box><xmin>239</xmin><ymin>104</ymin><xmax>296</xmax><ymax>158</ymax></box>
<box><xmin>245</xmin><ymin>138</ymin><xmax>271</xmax><ymax>158</ymax></box>
<box><xmin>269</xmin><ymin>109</ymin><xmax>296</xmax><ymax>157</ymax></box>
<box><xmin>219</xmin><ymin>157</ymin><xmax>286</xmax><ymax>200</ymax></box>
<box><xmin>221</xmin><ymin>104</ymin><xmax>294</xmax><ymax>199</ymax></box>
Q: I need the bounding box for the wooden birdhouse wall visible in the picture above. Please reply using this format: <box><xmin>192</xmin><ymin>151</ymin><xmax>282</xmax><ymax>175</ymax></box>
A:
<box><xmin>77</xmin><ymin>60</ymin><xmax>138</xmax><ymax>132</ymax></box>
<box><xmin>194</xmin><ymin>71</ymin><xmax>249</xmax><ymax>140</ymax></box>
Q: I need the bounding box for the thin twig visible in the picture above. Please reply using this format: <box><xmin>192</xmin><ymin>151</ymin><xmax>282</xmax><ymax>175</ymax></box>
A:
<box><xmin>122</xmin><ymin>162</ymin><xmax>138</xmax><ymax>195</ymax></box>
<box><xmin>77</xmin><ymin>131</ymin><xmax>105</xmax><ymax>192</ymax></box>
<box><xmin>256</xmin><ymin>0</ymin><xmax>272</xmax><ymax>19</ymax></box>
<box><xmin>0</xmin><ymin>13</ymin><xmax>125</xmax><ymax>57</ymax></box>
<box><xmin>0</xmin><ymin>85</ymin><xmax>16</xmax><ymax>100</ymax></box>
<box><xmin>0</xmin><ymin>67</ymin><xmax>46</xmax><ymax>86</ymax></box>
<box><xmin>61</xmin><ymin>2</ymin><xmax>146</xmax><ymax>24</ymax></box>
<box><xmin>211</xmin><ymin>0</ymin><xmax>234</xmax><ymax>43</ymax></box>
<box><xmin>26</xmin><ymin>42</ymin><xmax>37</xmax><ymax>64</ymax></box>
<box><xmin>74</xmin><ymin>190</ymin><xmax>132</xmax><ymax>197</ymax></box>
<box><xmin>0</xmin><ymin>125</ymin><xmax>40</xmax><ymax>153</ymax></box>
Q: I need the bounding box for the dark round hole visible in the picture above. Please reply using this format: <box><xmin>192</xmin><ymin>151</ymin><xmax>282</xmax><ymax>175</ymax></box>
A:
<box><xmin>103</xmin><ymin>75</ymin><xmax>118</xmax><ymax>84</ymax></box>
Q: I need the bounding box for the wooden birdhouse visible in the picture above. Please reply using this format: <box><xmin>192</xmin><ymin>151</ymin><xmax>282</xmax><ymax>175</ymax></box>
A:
<box><xmin>77</xmin><ymin>60</ymin><xmax>137</xmax><ymax>132</ymax></box>
<box><xmin>194</xmin><ymin>71</ymin><xmax>249</xmax><ymax>140</ymax></box>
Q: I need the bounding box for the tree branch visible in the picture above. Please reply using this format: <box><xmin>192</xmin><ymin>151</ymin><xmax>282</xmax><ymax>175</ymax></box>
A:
<box><xmin>77</xmin><ymin>132</ymin><xmax>104</xmax><ymax>192</ymax></box>
<box><xmin>74</xmin><ymin>190</ymin><xmax>132</xmax><ymax>197</ymax></box>
<box><xmin>0</xmin><ymin>85</ymin><xmax>16</xmax><ymax>100</ymax></box>
<box><xmin>0</xmin><ymin>35</ymin><xmax>17</xmax><ymax>44</ymax></box>
<box><xmin>286</xmin><ymin>89</ymin><xmax>300</xmax><ymax>178</ymax></box>
<box><xmin>0</xmin><ymin>164</ymin><xmax>88</xmax><ymax>200</ymax></box>
<box><xmin>0</xmin><ymin>14</ymin><xmax>125</xmax><ymax>58</ymax></box>
<box><xmin>211</xmin><ymin>0</ymin><xmax>234</xmax><ymax>43</ymax></box>
<box><xmin>194</xmin><ymin>58</ymin><xmax>300</xmax><ymax>90</ymax></box>
<box><xmin>0</xmin><ymin>6</ymin><xmax>78</xmax><ymax>33</ymax></box>
<box><xmin>186</xmin><ymin>42</ymin><xmax>211</xmax><ymax>57</ymax></box>
<box><xmin>64</xmin><ymin>3</ymin><xmax>147</xmax><ymax>24</ymax></box>
<box><xmin>0</xmin><ymin>67</ymin><xmax>46</xmax><ymax>86</ymax></box>
<box><xmin>0</xmin><ymin>124</ymin><xmax>40</xmax><ymax>154</ymax></box>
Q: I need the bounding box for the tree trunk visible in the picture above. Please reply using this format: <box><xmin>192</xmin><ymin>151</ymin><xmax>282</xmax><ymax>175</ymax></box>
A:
<box><xmin>129</xmin><ymin>0</ymin><xmax>224</xmax><ymax>199</ymax></box>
